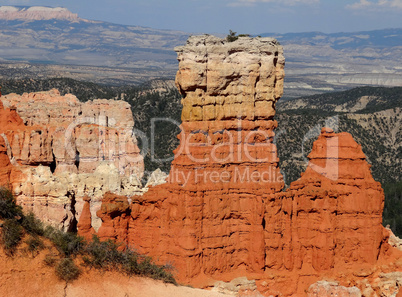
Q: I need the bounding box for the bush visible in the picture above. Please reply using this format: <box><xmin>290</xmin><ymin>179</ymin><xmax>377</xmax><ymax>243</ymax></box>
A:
<box><xmin>22</xmin><ymin>212</ymin><xmax>45</xmax><ymax>236</ymax></box>
<box><xmin>120</xmin><ymin>250</ymin><xmax>140</xmax><ymax>275</ymax></box>
<box><xmin>226</xmin><ymin>30</ymin><xmax>238</xmax><ymax>42</ymax></box>
<box><xmin>0</xmin><ymin>187</ymin><xmax>176</xmax><ymax>284</ymax></box>
<box><xmin>55</xmin><ymin>258</ymin><xmax>81</xmax><ymax>282</ymax></box>
<box><xmin>1</xmin><ymin>219</ymin><xmax>23</xmax><ymax>254</ymax></box>
<box><xmin>44</xmin><ymin>226</ymin><xmax>85</xmax><ymax>257</ymax></box>
<box><xmin>83</xmin><ymin>235</ymin><xmax>176</xmax><ymax>284</ymax></box>
<box><xmin>0</xmin><ymin>187</ymin><xmax>22</xmax><ymax>219</ymax></box>
<box><xmin>137</xmin><ymin>257</ymin><xmax>176</xmax><ymax>284</ymax></box>
<box><xmin>84</xmin><ymin>236</ymin><xmax>123</xmax><ymax>269</ymax></box>
<box><xmin>226</xmin><ymin>30</ymin><xmax>250</xmax><ymax>42</ymax></box>
<box><xmin>82</xmin><ymin>235</ymin><xmax>176</xmax><ymax>284</ymax></box>
<box><xmin>44</xmin><ymin>254</ymin><xmax>57</xmax><ymax>267</ymax></box>
<box><xmin>25</xmin><ymin>235</ymin><xmax>45</xmax><ymax>256</ymax></box>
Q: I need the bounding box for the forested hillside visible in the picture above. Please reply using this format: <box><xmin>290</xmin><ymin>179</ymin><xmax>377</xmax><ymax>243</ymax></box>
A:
<box><xmin>278</xmin><ymin>86</ymin><xmax>402</xmax><ymax>113</ymax></box>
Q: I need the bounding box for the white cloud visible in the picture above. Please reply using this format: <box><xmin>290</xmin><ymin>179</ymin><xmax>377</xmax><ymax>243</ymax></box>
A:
<box><xmin>346</xmin><ymin>0</ymin><xmax>402</xmax><ymax>10</ymax></box>
<box><xmin>390</xmin><ymin>0</ymin><xmax>402</xmax><ymax>8</ymax></box>
<box><xmin>228</xmin><ymin>0</ymin><xmax>319</xmax><ymax>7</ymax></box>
<box><xmin>346</xmin><ymin>0</ymin><xmax>371</xmax><ymax>9</ymax></box>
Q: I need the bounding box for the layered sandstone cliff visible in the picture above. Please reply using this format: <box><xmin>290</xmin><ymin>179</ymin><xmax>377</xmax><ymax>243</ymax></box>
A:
<box><xmin>91</xmin><ymin>127</ymin><xmax>401</xmax><ymax>295</ymax></box>
<box><xmin>0</xmin><ymin>89</ymin><xmax>144</xmax><ymax>231</ymax></box>
<box><xmin>1</xmin><ymin>89</ymin><xmax>143</xmax><ymax>177</ymax></box>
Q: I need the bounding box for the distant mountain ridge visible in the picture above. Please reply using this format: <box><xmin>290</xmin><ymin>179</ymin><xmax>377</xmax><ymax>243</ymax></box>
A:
<box><xmin>0</xmin><ymin>5</ymin><xmax>401</xmax><ymax>96</ymax></box>
<box><xmin>261</xmin><ymin>28</ymin><xmax>402</xmax><ymax>49</ymax></box>
<box><xmin>0</xmin><ymin>6</ymin><xmax>81</xmax><ymax>22</ymax></box>
<box><xmin>0</xmin><ymin>5</ymin><xmax>189</xmax><ymax>76</ymax></box>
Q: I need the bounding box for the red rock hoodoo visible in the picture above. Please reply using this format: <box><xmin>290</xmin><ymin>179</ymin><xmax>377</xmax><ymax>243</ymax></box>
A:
<box><xmin>261</xmin><ymin>128</ymin><xmax>388</xmax><ymax>295</ymax></box>
<box><xmin>271</xmin><ymin>128</ymin><xmax>384</xmax><ymax>273</ymax></box>
<box><xmin>127</xmin><ymin>35</ymin><xmax>286</xmax><ymax>285</ymax></box>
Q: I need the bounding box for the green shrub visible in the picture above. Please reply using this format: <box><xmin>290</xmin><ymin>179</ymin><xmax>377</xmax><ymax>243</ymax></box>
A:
<box><xmin>84</xmin><ymin>236</ymin><xmax>123</xmax><ymax>269</ymax></box>
<box><xmin>226</xmin><ymin>30</ymin><xmax>250</xmax><ymax>42</ymax></box>
<box><xmin>44</xmin><ymin>226</ymin><xmax>85</xmax><ymax>257</ymax></box>
<box><xmin>0</xmin><ymin>187</ymin><xmax>176</xmax><ymax>284</ymax></box>
<box><xmin>1</xmin><ymin>219</ymin><xmax>23</xmax><ymax>254</ymax></box>
<box><xmin>226</xmin><ymin>30</ymin><xmax>238</xmax><ymax>42</ymax></box>
<box><xmin>44</xmin><ymin>254</ymin><xmax>58</xmax><ymax>267</ymax></box>
<box><xmin>0</xmin><ymin>187</ymin><xmax>23</xmax><ymax>219</ymax></box>
<box><xmin>55</xmin><ymin>258</ymin><xmax>81</xmax><ymax>282</ymax></box>
<box><xmin>22</xmin><ymin>212</ymin><xmax>45</xmax><ymax>236</ymax></box>
<box><xmin>83</xmin><ymin>235</ymin><xmax>176</xmax><ymax>284</ymax></box>
<box><xmin>25</xmin><ymin>235</ymin><xmax>45</xmax><ymax>256</ymax></box>
<box><xmin>137</xmin><ymin>256</ymin><xmax>176</xmax><ymax>284</ymax></box>
<box><xmin>121</xmin><ymin>252</ymin><xmax>176</xmax><ymax>284</ymax></box>
<box><xmin>120</xmin><ymin>249</ymin><xmax>140</xmax><ymax>275</ymax></box>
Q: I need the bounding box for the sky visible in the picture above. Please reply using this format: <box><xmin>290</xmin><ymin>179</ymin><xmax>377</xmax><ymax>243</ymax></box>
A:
<box><xmin>2</xmin><ymin>0</ymin><xmax>402</xmax><ymax>34</ymax></box>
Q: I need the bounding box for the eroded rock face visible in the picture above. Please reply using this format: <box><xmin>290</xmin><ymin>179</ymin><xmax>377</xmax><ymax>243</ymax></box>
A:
<box><xmin>96</xmin><ymin>192</ymin><xmax>131</xmax><ymax>243</ymax></box>
<box><xmin>260</xmin><ymin>128</ymin><xmax>387</xmax><ymax>294</ymax></box>
<box><xmin>175</xmin><ymin>35</ymin><xmax>284</xmax><ymax>122</ymax></box>
<box><xmin>258</xmin><ymin>127</ymin><xmax>402</xmax><ymax>296</ymax></box>
<box><xmin>1</xmin><ymin>89</ymin><xmax>143</xmax><ymax>177</ymax></box>
<box><xmin>0</xmin><ymin>89</ymin><xmax>144</xmax><ymax>231</ymax></box>
<box><xmin>11</xmin><ymin>161</ymin><xmax>143</xmax><ymax>231</ymax></box>
<box><xmin>0</xmin><ymin>100</ymin><xmax>24</xmax><ymax>186</ymax></box>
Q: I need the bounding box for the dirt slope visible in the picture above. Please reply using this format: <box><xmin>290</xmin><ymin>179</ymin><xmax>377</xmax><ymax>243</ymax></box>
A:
<box><xmin>0</xmin><ymin>246</ymin><xmax>228</xmax><ymax>297</ymax></box>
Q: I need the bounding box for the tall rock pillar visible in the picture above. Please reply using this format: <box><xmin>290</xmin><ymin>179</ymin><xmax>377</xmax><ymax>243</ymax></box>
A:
<box><xmin>129</xmin><ymin>35</ymin><xmax>285</xmax><ymax>284</ymax></box>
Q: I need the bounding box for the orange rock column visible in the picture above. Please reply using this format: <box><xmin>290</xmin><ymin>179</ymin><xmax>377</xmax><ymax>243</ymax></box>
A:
<box><xmin>0</xmin><ymin>100</ymin><xmax>24</xmax><ymax>187</ymax></box>
<box><xmin>263</xmin><ymin>128</ymin><xmax>385</xmax><ymax>293</ymax></box>
<box><xmin>128</xmin><ymin>35</ymin><xmax>285</xmax><ymax>284</ymax></box>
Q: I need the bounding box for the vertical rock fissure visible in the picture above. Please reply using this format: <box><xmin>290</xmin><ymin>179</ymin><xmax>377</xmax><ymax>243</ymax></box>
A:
<box><xmin>67</xmin><ymin>191</ymin><xmax>78</xmax><ymax>233</ymax></box>
<box><xmin>49</xmin><ymin>150</ymin><xmax>56</xmax><ymax>174</ymax></box>
<box><xmin>74</xmin><ymin>150</ymin><xmax>80</xmax><ymax>171</ymax></box>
